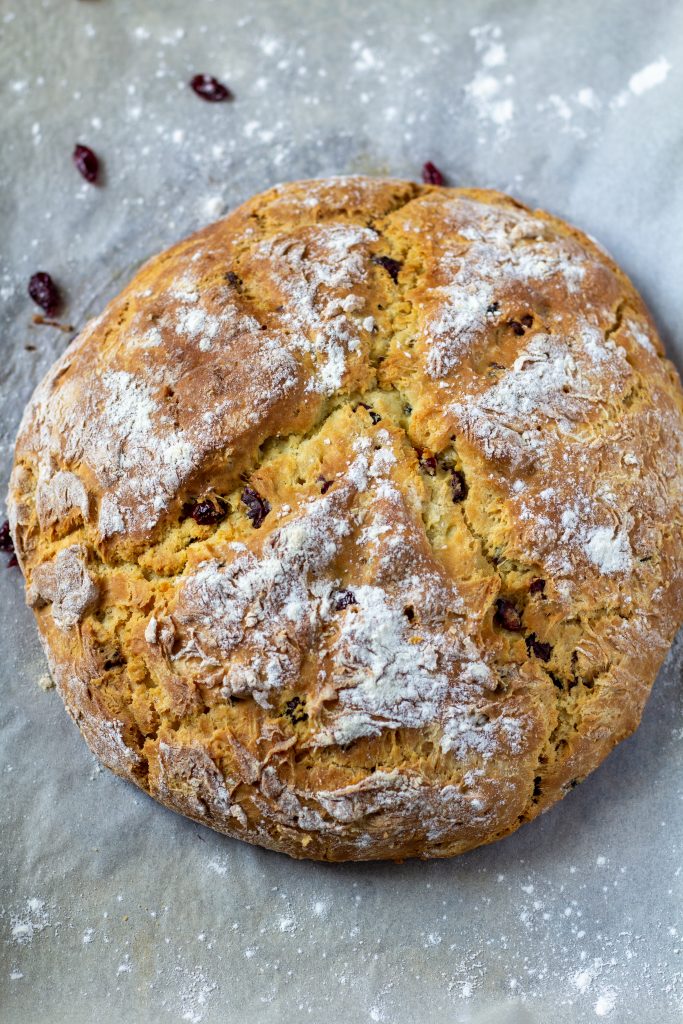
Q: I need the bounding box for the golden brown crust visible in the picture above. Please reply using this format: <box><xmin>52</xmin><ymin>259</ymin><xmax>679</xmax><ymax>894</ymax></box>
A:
<box><xmin>8</xmin><ymin>176</ymin><xmax>683</xmax><ymax>860</ymax></box>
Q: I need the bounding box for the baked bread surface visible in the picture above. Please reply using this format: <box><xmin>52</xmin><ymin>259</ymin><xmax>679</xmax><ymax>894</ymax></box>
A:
<box><xmin>9</xmin><ymin>176</ymin><xmax>683</xmax><ymax>860</ymax></box>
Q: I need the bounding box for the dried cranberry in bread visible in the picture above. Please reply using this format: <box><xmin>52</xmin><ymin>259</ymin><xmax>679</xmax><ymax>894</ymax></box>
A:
<box><xmin>9</xmin><ymin>177</ymin><xmax>683</xmax><ymax>860</ymax></box>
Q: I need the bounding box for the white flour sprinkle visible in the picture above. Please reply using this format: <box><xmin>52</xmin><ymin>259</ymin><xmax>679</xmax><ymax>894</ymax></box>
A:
<box><xmin>547</xmin><ymin>93</ymin><xmax>573</xmax><ymax>122</ymax></box>
<box><xmin>577</xmin><ymin>86</ymin><xmax>599</xmax><ymax>109</ymax></box>
<box><xmin>612</xmin><ymin>56</ymin><xmax>672</xmax><ymax>107</ymax></box>
<box><xmin>594</xmin><ymin>989</ymin><xmax>617</xmax><ymax>1016</ymax></box>
<box><xmin>465</xmin><ymin>25</ymin><xmax>515</xmax><ymax>132</ymax></box>
<box><xmin>628</xmin><ymin>56</ymin><xmax>671</xmax><ymax>95</ymax></box>
<box><xmin>94</xmin><ymin>370</ymin><xmax>196</xmax><ymax>537</ymax></box>
<box><xmin>417</xmin><ymin>199</ymin><xmax>588</xmax><ymax>379</ymax></box>
<box><xmin>175</xmin><ymin>305</ymin><xmax>223</xmax><ymax>351</ymax></box>
<box><xmin>206</xmin><ymin>858</ymin><xmax>229</xmax><ymax>876</ymax></box>
<box><xmin>178</xmin><ymin>968</ymin><xmax>216</xmax><ymax>1023</ymax></box>
<box><xmin>328</xmin><ymin>584</ymin><xmax>449</xmax><ymax>743</ymax></box>
<box><xmin>426</xmin><ymin>280</ymin><xmax>494</xmax><ymax>376</ymax></box>
<box><xmin>628</xmin><ymin>319</ymin><xmax>657</xmax><ymax>354</ymax></box>
<box><xmin>584</xmin><ymin>527</ymin><xmax>632</xmax><ymax>575</ymax></box>
<box><xmin>253</xmin><ymin>222</ymin><xmax>376</xmax><ymax>395</ymax></box>
<box><xmin>10</xmin><ymin>898</ymin><xmax>49</xmax><ymax>945</ymax></box>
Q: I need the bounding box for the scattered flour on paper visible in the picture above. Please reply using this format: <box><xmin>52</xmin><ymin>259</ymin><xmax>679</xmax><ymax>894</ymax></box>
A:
<box><xmin>541</xmin><ymin>54</ymin><xmax>672</xmax><ymax>127</ymax></box>
<box><xmin>572</xmin><ymin>958</ymin><xmax>608</xmax><ymax>995</ymax></box>
<box><xmin>612</xmin><ymin>56</ymin><xmax>672</xmax><ymax>107</ymax></box>
<box><xmin>465</xmin><ymin>22</ymin><xmax>672</xmax><ymax>139</ymax></box>
<box><xmin>628</xmin><ymin>56</ymin><xmax>671</xmax><ymax>95</ymax></box>
<box><xmin>465</xmin><ymin>25</ymin><xmax>515</xmax><ymax>133</ymax></box>
<box><xmin>206</xmin><ymin>857</ymin><xmax>229</xmax><ymax>876</ymax></box>
<box><xmin>8</xmin><ymin>898</ymin><xmax>50</xmax><ymax>945</ymax></box>
<box><xmin>594</xmin><ymin>989</ymin><xmax>618</xmax><ymax>1017</ymax></box>
<box><xmin>3</xmin><ymin>831</ymin><xmax>683</xmax><ymax>1020</ymax></box>
<box><xmin>178</xmin><ymin>969</ymin><xmax>217</xmax><ymax>1024</ymax></box>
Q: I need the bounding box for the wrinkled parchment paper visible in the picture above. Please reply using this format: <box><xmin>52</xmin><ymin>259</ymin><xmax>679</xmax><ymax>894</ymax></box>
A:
<box><xmin>1</xmin><ymin>1</ymin><xmax>682</xmax><ymax>1020</ymax></box>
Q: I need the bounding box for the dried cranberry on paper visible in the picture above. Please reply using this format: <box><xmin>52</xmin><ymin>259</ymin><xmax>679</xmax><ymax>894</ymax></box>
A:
<box><xmin>0</xmin><ymin>521</ymin><xmax>17</xmax><ymax>568</ymax></box>
<box><xmin>73</xmin><ymin>143</ymin><xmax>99</xmax><ymax>183</ymax></box>
<box><xmin>190</xmin><ymin>74</ymin><xmax>233</xmax><ymax>102</ymax></box>
<box><xmin>422</xmin><ymin>161</ymin><xmax>445</xmax><ymax>186</ymax></box>
<box><xmin>28</xmin><ymin>272</ymin><xmax>60</xmax><ymax>316</ymax></box>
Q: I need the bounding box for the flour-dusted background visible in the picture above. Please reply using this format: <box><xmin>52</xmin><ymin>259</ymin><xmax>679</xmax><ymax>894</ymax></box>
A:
<box><xmin>1</xmin><ymin>1</ymin><xmax>682</xmax><ymax>1022</ymax></box>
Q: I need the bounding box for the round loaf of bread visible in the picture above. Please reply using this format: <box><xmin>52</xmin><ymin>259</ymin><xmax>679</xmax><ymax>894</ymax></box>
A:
<box><xmin>9</xmin><ymin>176</ymin><xmax>683</xmax><ymax>860</ymax></box>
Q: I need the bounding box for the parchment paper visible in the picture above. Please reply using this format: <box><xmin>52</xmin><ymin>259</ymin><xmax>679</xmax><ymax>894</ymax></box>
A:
<box><xmin>1</xmin><ymin>1</ymin><xmax>682</xmax><ymax>1021</ymax></box>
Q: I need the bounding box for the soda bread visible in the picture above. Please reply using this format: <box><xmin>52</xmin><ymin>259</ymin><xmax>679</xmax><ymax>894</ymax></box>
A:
<box><xmin>9</xmin><ymin>176</ymin><xmax>683</xmax><ymax>860</ymax></box>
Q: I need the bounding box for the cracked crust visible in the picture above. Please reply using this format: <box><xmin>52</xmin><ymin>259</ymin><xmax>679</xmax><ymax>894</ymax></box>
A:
<box><xmin>8</xmin><ymin>176</ymin><xmax>683</xmax><ymax>861</ymax></box>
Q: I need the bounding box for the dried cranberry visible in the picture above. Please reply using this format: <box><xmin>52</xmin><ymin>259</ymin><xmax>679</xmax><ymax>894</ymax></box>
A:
<box><xmin>283</xmin><ymin>695</ymin><xmax>308</xmax><ymax>724</ymax></box>
<box><xmin>189</xmin><ymin>496</ymin><xmax>228</xmax><ymax>526</ymax></box>
<box><xmin>0</xmin><ymin>520</ymin><xmax>15</xmax><ymax>552</ymax></box>
<box><xmin>28</xmin><ymin>272</ymin><xmax>60</xmax><ymax>316</ymax></box>
<box><xmin>371</xmin><ymin>255</ymin><xmax>402</xmax><ymax>283</ymax></box>
<box><xmin>494</xmin><ymin>598</ymin><xmax>522</xmax><ymax>632</ymax></box>
<box><xmin>225</xmin><ymin>271</ymin><xmax>241</xmax><ymax>286</ymax></box>
<box><xmin>529</xmin><ymin>577</ymin><xmax>546</xmax><ymax>596</ymax></box>
<box><xmin>450</xmin><ymin>469</ymin><xmax>467</xmax><ymax>502</ymax></box>
<box><xmin>190</xmin><ymin>74</ymin><xmax>233</xmax><ymax>102</ymax></box>
<box><xmin>521</xmin><ymin>313</ymin><xmax>534</xmax><ymax>328</ymax></box>
<box><xmin>0</xmin><ymin>522</ymin><xmax>17</xmax><ymax>568</ymax></box>
<box><xmin>317</xmin><ymin>476</ymin><xmax>332</xmax><ymax>494</ymax></box>
<box><xmin>333</xmin><ymin>589</ymin><xmax>357</xmax><ymax>611</ymax></box>
<box><xmin>526</xmin><ymin>633</ymin><xmax>552</xmax><ymax>662</ymax></box>
<box><xmin>73</xmin><ymin>143</ymin><xmax>99</xmax><ymax>183</ymax></box>
<box><xmin>508</xmin><ymin>320</ymin><xmax>526</xmax><ymax>337</ymax></box>
<box><xmin>241</xmin><ymin>487</ymin><xmax>270</xmax><ymax>528</ymax></box>
<box><xmin>417</xmin><ymin>448</ymin><xmax>437</xmax><ymax>475</ymax></box>
<box><xmin>422</xmin><ymin>161</ymin><xmax>445</xmax><ymax>186</ymax></box>
<box><xmin>357</xmin><ymin>402</ymin><xmax>381</xmax><ymax>424</ymax></box>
